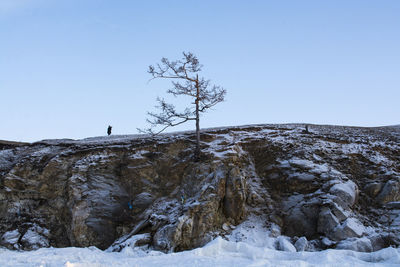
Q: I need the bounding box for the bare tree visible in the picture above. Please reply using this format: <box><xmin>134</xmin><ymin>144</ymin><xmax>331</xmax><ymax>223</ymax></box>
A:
<box><xmin>140</xmin><ymin>52</ymin><xmax>226</xmax><ymax>159</ymax></box>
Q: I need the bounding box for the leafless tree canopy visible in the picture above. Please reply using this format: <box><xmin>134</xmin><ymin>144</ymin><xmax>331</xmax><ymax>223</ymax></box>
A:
<box><xmin>139</xmin><ymin>52</ymin><xmax>226</xmax><ymax>158</ymax></box>
<box><xmin>140</xmin><ymin>52</ymin><xmax>226</xmax><ymax>134</ymax></box>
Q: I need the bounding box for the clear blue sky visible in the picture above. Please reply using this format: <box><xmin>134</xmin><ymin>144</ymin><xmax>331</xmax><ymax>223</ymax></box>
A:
<box><xmin>1</xmin><ymin>0</ymin><xmax>399</xmax><ymax>142</ymax></box>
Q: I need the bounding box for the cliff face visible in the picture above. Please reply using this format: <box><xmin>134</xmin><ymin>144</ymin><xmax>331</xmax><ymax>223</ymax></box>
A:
<box><xmin>0</xmin><ymin>124</ymin><xmax>399</xmax><ymax>252</ymax></box>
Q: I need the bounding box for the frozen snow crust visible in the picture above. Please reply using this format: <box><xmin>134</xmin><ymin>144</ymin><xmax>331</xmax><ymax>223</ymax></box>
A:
<box><xmin>0</xmin><ymin>219</ymin><xmax>400</xmax><ymax>266</ymax></box>
<box><xmin>0</xmin><ymin>244</ymin><xmax>399</xmax><ymax>267</ymax></box>
<box><xmin>1</xmin><ymin>123</ymin><xmax>400</xmax><ymax>265</ymax></box>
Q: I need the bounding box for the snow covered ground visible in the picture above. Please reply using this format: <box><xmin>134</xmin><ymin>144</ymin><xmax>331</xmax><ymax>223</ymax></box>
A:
<box><xmin>1</xmin><ymin>238</ymin><xmax>399</xmax><ymax>267</ymax></box>
<box><xmin>1</xmin><ymin>218</ymin><xmax>400</xmax><ymax>267</ymax></box>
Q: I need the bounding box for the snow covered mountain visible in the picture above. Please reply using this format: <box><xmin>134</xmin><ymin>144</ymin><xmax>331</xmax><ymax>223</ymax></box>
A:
<box><xmin>0</xmin><ymin>124</ymin><xmax>400</xmax><ymax>265</ymax></box>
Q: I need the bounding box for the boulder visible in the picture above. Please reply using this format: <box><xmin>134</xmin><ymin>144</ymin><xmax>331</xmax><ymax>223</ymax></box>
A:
<box><xmin>331</xmin><ymin>218</ymin><xmax>365</xmax><ymax>241</ymax></box>
<box><xmin>369</xmin><ymin>234</ymin><xmax>387</xmax><ymax>251</ymax></box>
<box><xmin>317</xmin><ymin>207</ymin><xmax>339</xmax><ymax>235</ymax></box>
<box><xmin>376</xmin><ymin>179</ymin><xmax>400</xmax><ymax>204</ymax></box>
<box><xmin>294</xmin><ymin>236</ymin><xmax>308</xmax><ymax>252</ymax></box>
<box><xmin>329</xmin><ymin>180</ymin><xmax>358</xmax><ymax>208</ymax></box>
<box><xmin>369</xmin><ymin>233</ymin><xmax>400</xmax><ymax>251</ymax></box>
<box><xmin>107</xmin><ymin>233</ymin><xmax>151</xmax><ymax>252</ymax></box>
<box><xmin>364</xmin><ymin>182</ymin><xmax>382</xmax><ymax>198</ymax></box>
<box><xmin>283</xmin><ymin>197</ymin><xmax>320</xmax><ymax>238</ymax></box>
<box><xmin>0</xmin><ymin>229</ymin><xmax>21</xmax><ymax>249</ymax></box>
<box><xmin>276</xmin><ymin>236</ymin><xmax>296</xmax><ymax>252</ymax></box>
<box><xmin>329</xmin><ymin>202</ymin><xmax>348</xmax><ymax>222</ymax></box>
<box><xmin>270</xmin><ymin>223</ymin><xmax>281</xmax><ymax>237</ymax></box>
<box><xmin>321</xmin><ymin>237</ymin><xmax>335</xmax><ymax>247</ymax></box>
<box><xmin>153</xmin><ymin>225</ymin><xmax>176</xmax><ymax>252</ymax></box>
<box><xmin>20</xmin><ymin>225</ymin><xmax>50</xmax><ymax>250</ymax></box>
<box><xmin>336</xmin><ymin>237</ymin><xmax>372</xmax><ymax>252</ymax></box>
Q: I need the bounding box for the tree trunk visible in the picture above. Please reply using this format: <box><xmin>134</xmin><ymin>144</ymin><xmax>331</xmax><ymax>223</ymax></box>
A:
<box><xmin>195</xmin><ymin>74</ymin><xmax>200</xmax><ymax>160</ymax></box>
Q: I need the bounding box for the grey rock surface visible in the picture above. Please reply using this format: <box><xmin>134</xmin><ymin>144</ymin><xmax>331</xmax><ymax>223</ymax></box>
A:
<box><xmin>377</xmin><ymin>179</ymin><xmax>400</xmax><ymax>204</ymax></box>
<box><xmin>318</xmin><ymin>207</ymin><xmax>340</xmax><ymax>234</ymax></box>
<box><xmin>276</xmin><ymin>236</ymin><xmax>296</xmax><ymax>252</ymax></box>
<box><xmin>294</xmin><ymin>236</ymin><xmax>308</xmax><ymax>252</ymax></box>
<box><xmin>336</xmin><ymin>237</ymin><xmax>373</xmax><ymax>252</ymax></box>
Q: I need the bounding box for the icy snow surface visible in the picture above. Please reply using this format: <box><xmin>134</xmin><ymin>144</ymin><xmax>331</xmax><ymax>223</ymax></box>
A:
<box><xmin>1</xmin><ymin>218</ymin><xmax>400</xmax><ymax>267</ymax></box>
<box><xmin>1</xmin><ymin>238</ymin><xmax>399</xmax><ymax>267</ymax></box>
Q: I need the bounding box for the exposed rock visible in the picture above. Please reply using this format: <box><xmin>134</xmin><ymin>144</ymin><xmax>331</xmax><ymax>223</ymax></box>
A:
<box><xmin>386</xmin><ymin>202</ymin><xmax>400</xmax><ymax>209</ymax></box>
<box><xmin>0</xmin><ymin>124</ymin><xmax>399</xmax><ymax>253</ymax></box>
<box><xmin>153</xmin><ymin>224</ymin><xmax>175</xmax><ymax>252</ymax></box>
<box><xmin>329</xmin><ymin>180</ymin><xmax>358</xmax><ymax>209</ymax></box>
<box><xmin>132</xmin><ymin>192</ymin><xmax>155</xmax><ymax>209</ymax></box>
<box><xmin>336</xmin><ymin>237</ymin><xmax>373</xmax><ymax>252</ymax></box>
<box><xmin>331</xmin><ymin>218</ymin><xmax>365</xmax><ymax>241</ymax></box>
<box><xmin>329</xmin><ymin>202</ymin><xmax>348</xmax><ymax>222</ymax></box>
<box><xmin>20</xmin><ymin>225</ymin><xmax>50</xmax><ymax>250</ymax></box>
<box><xmin>246</xmin><ymin>190</ymin><xmax>264</xmax><ymax>206</ymax></box>
<box><xmin>376</xmin><ymin>179</ymin><xmax>400</xmax><ymax>204</ymax></box>
<box><xmin>318</xmin><ymin>207</ymin><xmax>339</xmax><ymax>235</ymax></box>
<box><xmin>1</xmin><ymin>229</ymin><xmax>21</xmax><ymax>249</ymax></box>
<box><xmin>369</xmin><ymin>233</ymin><xmax>400</xmax><ymax>251</ymax></box>
<box><xmin>270</xmin><ymin>223</ymin><xmax>281</xmax><ymax>237</ymax></box>
<box><xmin>108</xmin><ymin>233</ymin><xmax>151</xmax><ymax>252</ymax></box>
<box><xmin>364</xmin><ymin>182</ymin><xmax>382</xmax><ymax>198</ymax></box>
<box><xmin>282</xmin><ymin>196</ymin><xmax>320</xmax><ymax>238</ymax></box>
<box><xmin>369</xmin><ymin>234</ymin><xmax>387</xmax><ymax>251</ymax></box>
<box><xmin>223</xmin><ymin>166</ymin><xmax>247</xmax><ymax>223</ymax></box>
<box><xmin>307</xmin><ymin>239</ymin><xmax>320</xmax><ymax>251</ymax></box>
<box><xmin>294</xmin><ymin>236</ymin><xmax>308</xmax><ymax>252</ymax></box>
<box><xmin>321</xmin><ymin>237</ymin><xmax>335</xmax><ymax>248</ymax></box>
<box><xmin>222</xmin><ymin>223</ymin><xmax>230</xmax><ymax>232</ymax></box>
<box><xmin>276</xmin><ymin>236</ymin><xmax>296</xmax><ymax>252</ymax></box>
<box><xmin>270</xmin><ymin>214</ymin><xmax>283</xmax><ymax>227</ymax></box>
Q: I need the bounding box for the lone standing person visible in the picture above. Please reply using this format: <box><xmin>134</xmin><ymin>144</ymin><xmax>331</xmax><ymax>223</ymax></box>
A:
<box><xmin>107</xmin><ymin>125</ymin><xmax>112</xmax><ymax>136</ymax></box>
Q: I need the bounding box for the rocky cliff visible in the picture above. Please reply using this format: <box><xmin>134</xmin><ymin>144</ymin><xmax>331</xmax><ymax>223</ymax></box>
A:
<box><xmin>1</xmin><ymin>124</ymin><xmax>399</xmax><ymax>253</ymax></box>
